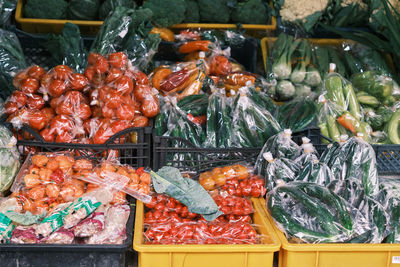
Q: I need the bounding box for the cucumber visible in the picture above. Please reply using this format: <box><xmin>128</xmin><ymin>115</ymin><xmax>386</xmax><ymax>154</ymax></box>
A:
<box><xmin>357</xmin><ymin>95</ymin><xmax>380</xmax><ymax>107</ymax></box>
<box><xmin>388</xmin><ymin>110</ymin><xmax>400</xmax><ymax>144</ymax></box>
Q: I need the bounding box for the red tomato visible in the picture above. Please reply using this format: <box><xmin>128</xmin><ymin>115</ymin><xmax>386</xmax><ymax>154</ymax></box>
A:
<box><xmin>40</xmin><ymin>73</ymin><xmax>53</xmax><ymax>89</ymax></box>
<box><xmin>56</xmin><ymin>102</ymin><xmax>73</xmax><ymax>116</ymax></box>
<box><xmin>20</xmin><ymin>78</ymin><xmax>39</xmax><ymax>94</ymax></box>
<box><xmin>105</xmin><ymin>68</ymin><xmax>123</xmax><ymax>84</ymax></box>
<box><xmin>108</xmin><ymin>52</ymin><xmax>128</xmax><ymax>69</ymax></box>
<box><xmin>93</xmin><ymin>129</ymin><xmax>111</xmax><ymax>144</ymax></box>
<box><xmin>69</xmin><ymin>73</ymin><xmax>87</xmax><ymax>90</ymax></box>
<box><xmin>250</xmin><ymin>187</ymin><xmax>261</xmax><ymax>197</ymax></box>
<box><xmin>129</xmin><ymin>70</ymin><xmax>148</xmax><ymax>85</ymax></box>
<box><xmin>76</xmin><ymin>103</ymin><xmax>92</xmax><ymax>120</ymax></box>
<box><xmin>28</xmin><ymin>110</ymin><xmax>47</xmax><ymax>131</ymax></box>
<box><xmin>105</xmin><ymin>90</ymin><xmax>123</xmax><ymax>109</ymax></box>
<box><xmin>133</xmin><ymin>84</ymin><xmax>152</xmax><ymax>102</ymax></box>
<box><xmin>94</xmin><ymin>55</ymin><xmax>109</xmax><ymax>74</ymax></box>
<box><xmin>116</xmin><ymin>104</ymin><xmax>135</xmax><ymax>121</ymax></box>
<box><xmin>27</xmin><ymin>94</ymin><xmax>45</xmax><ymax>110</ymax></box>
<box><xmin>88</xmin><ymin>53</ymin><xmax>102</xmax><ymax>65</ymax></box>
<box><xmin>84</xmin><ymin>66</ymin><xmax>95</xmax><ymax>82</ymax></box>
<box><xmin>52</xmin><ymin>65</ymin><xmax>72</xmax><ymax>80</ymax></box>
<box><xmin>110</xmin><ymin>120</ymin><xmax>130</xmax><ymax>134</ymax></box>
<box><xmin>9</xmin><ymin>91</ymin><xmax>27</xmax><ymax>106</ymax></box>
<box><xmin>13</xmin><ymin>71</ymin><xmax>29</xmax><ymax>89</ymax></box>
<box><xmin>55</xmin><ymin>131</ymin><xmax>74</xmax><ymax>143</ymax></box>
<box><xmin>132</xmin><ymin>116</ymin><xmax>149</xmax><ymax>127</ymax></box>
<box><xmin>140</xmin><ymin>97</ymin><xmax>159</xmax><ymax>118</ymax></box>
<box><xmin>5</xmin><ymin>101</ymin><xmax>19</xmax><ymax>115</ymax></box>
<box><xmin>101</xmin><ymin>105</ymin><xmax>115</xmax><ymax>119</ymax></box>
<box><xmin>50</xmin><ymin>97</ymin><xmax>60</xmax><ymax>110</ymax></box>
<box><xmin>241</xmin><ymin>185</ymin><xmax>251</xmax><ymax>197</ymax></box>
<box><xmin>98</xmin><ymin>85</ymin><xmax>112</xmax><ymax>102</ymax></box>
<box><xmin>64</xmin><ymin>90</ymin><xmax>87</xmax><ymax>105</ymax></box>
<box><xmin>48</xmin><ymin>79</ymin><xmax>67</xmax><ymax>97</ymax></box>
<box><xmin>27</xmin><ymin>65</ymin><xmax>46</xmax><ymax>80</ymax></box>
<box><xmin>50</xmin><ymin>115</ymin><xmax>74</xmax><ymax>135</ymax></box>
<box><xmin>40</xmin><ymin>128</ymin><xmax>55</xmax><ymax>142</ymax></box>
<box><xmin>50</xmin><ymin>169</ymin><xmax>64</xmax><ymax>184</ymax></box>
<box><xmin>114</xmin><ymin>76</ymin><xmax>133</xmax><ymax>95</ymax></box>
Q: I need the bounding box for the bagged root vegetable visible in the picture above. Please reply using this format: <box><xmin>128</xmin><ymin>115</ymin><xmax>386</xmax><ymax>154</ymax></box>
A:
<box><xmin>267</xmin><ymin>182</ymin><xmax>373</xmax><ymax>244</ymax></box>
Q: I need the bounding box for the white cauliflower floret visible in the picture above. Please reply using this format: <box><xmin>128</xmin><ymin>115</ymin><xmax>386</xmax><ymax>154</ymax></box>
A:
<box><xmin>280</xmin><ymin>0</ymin><xmax>329</xmax><ymax>22</ymax></box>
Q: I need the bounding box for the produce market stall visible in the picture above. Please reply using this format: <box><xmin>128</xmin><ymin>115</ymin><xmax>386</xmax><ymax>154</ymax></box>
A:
<box><xmin>0</xmin><ymin>0</ymin><xmax>400</xmax><ymax>266</ymax></box>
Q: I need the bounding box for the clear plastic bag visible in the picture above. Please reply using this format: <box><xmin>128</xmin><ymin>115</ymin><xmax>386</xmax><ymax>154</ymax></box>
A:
<box><xmin>231</xmin><ymin>86</ymin><xmax>282</xmax><ymax>148</ymax></box>
<box><xmin>267</xmin><ymin>182</ymin><xmax>373</xmax><ymax>244</ymax></box>
<box><xmin>263</xmin><ymin>153</ymin><xmax>301</xmax><ymax>191</ymax></box>
<box><xmin>295</xmin><ymin>159</ymin><xmax>334</xmax><ymax>187</ymax></box>
<box><xmin>0</xmin><ymin>125</ymin><xmax>20</xmax><ymax>196</ymax></box>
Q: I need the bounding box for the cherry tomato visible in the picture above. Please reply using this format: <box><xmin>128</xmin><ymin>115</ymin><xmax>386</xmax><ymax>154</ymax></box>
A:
<box><xmin>56</xmin><ymin>102</ymin><xmax>74</xmax><ymax>116</ymax></box>
<box><xmin>69</xmin><ymin>73</ymin><xmax>88</xmax><ymax>90</ymax></box>
<box><xmin>110</xmin><ymin>120</ymin><xmax>130</xmax><ymax>134</ymax></box>
<box><xmin>13</xmin><ymin>71</ymin><xmax>29</xmax><ymax>89</ymax></box>
<box><xmin>116</xmin><ymin>103</ymin><xmax>135</xmax><ymax>121</ymax></box>
<box><xmin>105</xmin><ymin>90</ymin><xmax>123</xmax><ymax>109</ymax></box>
<box><xmin>28</xmin><ymin>110</ymin><xmax>47</xmax><ymax>131</ymax></box>
<box><xmin>114</xmin><ymin>76</ymin><xmax>133</xmax><ymax>95</ymax></box>
<box><xmin>48</xmin><ymin>79</ymin><xmax>67</xmax><ymax>97</ymax></box>
<box><xmin>20</xmin><ymin>78</ymin><xmax>39</xmax><ymax>94</ymax></box>
<box><xmin>64</xmin><ymin>90</ymin><xmax>87</xmax><ymax>105</ymax></box>
<box><xmin>251</xmin><ymin>187</ymin><xmax>261</xmax><ymax>197</ymax></box>
<box><xmin>5</xmin><ymin>101</ymin><xmax>19</xmax><ymax>115</ymax></box>
<box><xmin>101</xmin><ymin>105</ymin><xmax>115</xmax><ymax>119</ymax></box>
<box><xmin>94</xmin><ymin>55</ymin><xmax>109</xmax><ymax>74</ymax></box>
<box><xmin>50</xmin><ymin>169</ymin><xmax>64</xmax><ymax>184</ymax></box>
<box><xmin>108</xmin><ymin>52</ymin><xmax>128</xmax><ymax>69</ymax></box>
<box><xmin>105</xmin><ymin>67</ymin><xmax>123</xmax><ymax>84</ymax></box>
<box><xmin>241</xmin><ymin>185</ymin><xmax>252</xmax><ymax>197</ymax></box>
<box><xmin>27</xmin><ymin>65</ymin><xmax>46</xmax><ymax>80</ymax></box>
<box><xmin>10</xmin><ymin>91</ymin><xmax>27</xmax><ymax>106</ymax></box>
<box><xmin>132</xmin><ymin>116</ymin><xmax>149</xmax><ymax>127</ymax></box>
<box><xmin>130</xmin><ymin>70</ymin><xmax>148</xmax><ymax>85</ymax></box>
<box><xmin>56</xmin><ymin>131</ymin><xmax>74</xmax><ymax>143</ymax></box>
<box><xmin>84</xmin><ymin>66</ymin><xmax>95</xmax><ymax>82</ymax></box>
<box><xmin>53</xmin><ymin>65</ymin><xmax>72</xmax><ymax>80</ymax></box>
<box><xmin>27</xmin><ymin>94</ymin><xmax>45</xmax><ymax>110</ymax></box>
<box><xmin>40</xmin><ymin>128</ymin><xmax>55</xmax><ymax>142</ymax></box>
<box><xmin>40</xmin><ymin>73</ymin><xmax>53</xmax><ymax>89</ymax></box>
<box><xmin>49</xmin><ymin>97</ymin><xmax>60</xmax><ymax>110</ymax></box>
<box><xmin>140</xmin><ymin>97</ymin><xmax>159</xmax><ymax>118</ymax></box>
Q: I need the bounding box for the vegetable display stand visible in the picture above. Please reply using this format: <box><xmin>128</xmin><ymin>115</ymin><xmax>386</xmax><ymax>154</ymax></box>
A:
<box><xmin>12</xmin><ymin>123</ymin><xmax>152</xmax><ymax>168</ymax></box>
<box><xmin>133</xmin><ymin>198</ymin><xmax>280</xmax><ymax>267</ymax></box>
<box><xmin>258</xmin><ymin>198</ymin><xmax>400</xmax><ymax>267</ymax></box>
<box><xmin>0</xmin><ymin>205</ymin><xmax>135</xmax><ymax>267</ymax></box>
<box><xmin>15</xmin><ymin>0</ymin><xmax>103</xmax><ymax>35</ymax></box>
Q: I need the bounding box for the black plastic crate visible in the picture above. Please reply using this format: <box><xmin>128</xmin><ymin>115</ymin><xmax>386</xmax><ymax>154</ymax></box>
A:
<box><xmin>0</xmin><ymin>204</ymin><xmax>135</xmax><ymax>267</ymax></box>
<box><xmin>10</xmin><ymin>123</ymin><xmax>152</xmax><ymax>168</ymax></box>
<box><xmin>153</xmin><ymin>128</ymin><xmax>318</xmax><ymax>173</ymax></box>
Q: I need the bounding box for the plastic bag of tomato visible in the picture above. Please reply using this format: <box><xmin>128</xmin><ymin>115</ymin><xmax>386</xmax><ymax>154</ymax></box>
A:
<box><xmin>3</xmin><ymin>52</ymin><xmax>157</xmax><ymax>164</ymax></box>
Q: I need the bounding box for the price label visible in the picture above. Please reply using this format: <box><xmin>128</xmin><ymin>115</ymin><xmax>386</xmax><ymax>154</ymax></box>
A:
<box><xmin>392</xmin><ymin>256</ymin><xmax>400</xmax><ymax>264</ymax></box>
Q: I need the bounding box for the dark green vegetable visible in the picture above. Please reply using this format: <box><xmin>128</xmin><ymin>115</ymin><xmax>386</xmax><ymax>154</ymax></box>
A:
<box><xmin>325</xmin><ymin>75</ymin><xmax>346</xmax><ymax>110</ymax></box>
<box><xmin>24</xmin><ymin>0</ymin><xmax>67</xmax><ymax>19</ymax></box>
<box><xmin>314</xmin><ymin>46</ymin><xmax>330</xmax><ymax>79</ymax></box>
<box><xmin>277</xmin><ymin>98</ymin><xmax>318</xmax><ymax>132</ymax></box>
<box><xmin>99</xmin><ymin>0</ymin><xmax>136</xmax><ymax>20</ymax></box>
<box><xmin>0</xmin><ymin>29</ymin><xmax>26</xmax><ymax>101</ymax></box>
<box><xmin>183</xmin><ymin>0</ymin><xmax>200</xmax><ymax>23</ymax></box>
<box><xmin>0</xmin><ymin>0</ymin><xmax>17</xmax><ymax>27</ymax></box>
<box><xmin>143</xmin><ymin>0</ymin><xmax>186</xmax><ymax>27</ymax></box>
<box><xmin>231</xmin><ymin>0</ymin><xmax>269</xmax><ymax>24</ymax></box>
<box><xmin>43</xmin><ymin>23</ymin><xmax>87</xmax><ymax>73</ymax></box>
<box><xmin>177</xmin><ymin>94</ymin><xmax>208</xmax><ymax>117</ymax></box>
<box><xmin>67</xmin><ymin>0</ymin><xmax>100</xmax><ymax>20</ymax></box>
<box><xmin>198</xmin><ymin>0</ymin><xmax>236</xmax><ymax>23</ymax></box>
<box><xmin>388</xmin><ymin>109</ymin><xmax>400</xmax><ymax>144</ymax></box>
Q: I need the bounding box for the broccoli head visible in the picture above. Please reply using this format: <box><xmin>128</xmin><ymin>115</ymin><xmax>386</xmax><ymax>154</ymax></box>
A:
<box><xmin>143</xmin><ymin>0</ymin><xmax>186</xmax><ymax>27</ymax></box>
<box><xmin>231</xmin><ymin>0</ymin><xmax>269</xmax><ymax>24</ymax></box>
<box><xmin>198</xmin><ymin>0</ymin><xmax>237</xmax><ymax>23</ymax></box>
<box><xmin>184</xmin><ymin>0</ymin><xmax>200</xmax><ymax>23</ymax></box>
<box><xmin>68</xmin><ymin>0</ymin><xmax>101</xmax><ymax>20</ymax></box>
<box><xmin>99</xmin><ymin>0</ymin><xmax>137</xmax><ymax>20</ymax></box>
<box><xmin>24</xmin><ymin>0</ymin><xmax>68</xmax><ymax>19</ymax></box>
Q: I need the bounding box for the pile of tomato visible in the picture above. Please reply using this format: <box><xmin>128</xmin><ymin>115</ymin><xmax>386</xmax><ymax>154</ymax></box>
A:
<box><xmin>5</xmin><ymin>52</ymin><xmax>159</xmax><ymax>144</ymax></box>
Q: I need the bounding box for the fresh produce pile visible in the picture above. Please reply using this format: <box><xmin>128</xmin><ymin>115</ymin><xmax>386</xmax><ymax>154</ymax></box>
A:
<box><xmin>0</xmin><ymin>125</ymin><xmax>20</xmax><ymax>197</ymax></box>
<box><xmin>273</xmin><ymin>0</ymin><xmax>395</xmax><ymax>34</ymax></box>
<box><xmin>266</xmin><ymin>33</ymin><xmax>393</xmax><ymax>102</ymax></box>
<box><xmin>4</xmin><ymin>53</ymin><xmax>158</xmax><ymax>144</ymax></box>
<box><xmin>0</xmin><ymin>151</ymin><xmax>155</xmax><ymax>244</ymax></box>
<box><xmin>318</xmin><ymin>68</ymin><xmax>400</xmax><ymax>144</ymax></box>
<box><xmin>143</xmin><ymin>165</ymin><xmax>267</xmax><ymax>245</ymax></box>
<box><xmin>258</xmin><ymin>130</ymin><xmax>400</xmax><ymax>244</ymax></box>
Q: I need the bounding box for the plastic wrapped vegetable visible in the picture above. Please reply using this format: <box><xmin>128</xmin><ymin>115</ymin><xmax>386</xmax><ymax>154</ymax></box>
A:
<box><xmin>295</xmin><ymin>158</ymin><xmax>333</xmax><ymax>187</ymax></box>
<box><xmin>0</xmin><ymin>125</ymin><xmax>20</xmax><ymax>196</ymax></box>
<box><xmin>378</xmin><ymin>178</ymin><xmax>400</xmax><ymax>243</ymax></box>
<box><xmin>295</xmin><ymin>143</ymin><xmax>319</xmax><ymax>167</ymax></box>
<box><xmin>317</xmin><ymin>95</ymin><xmax>346</xmax><ymax>143</ymax></box>
<box><xmin>267</xmin><ymin>182</ymin><xmax>372</xmax><ymax>243</ymax></box>
<box><xmin>328</xmin><ymin>179</ymin><xmax>390</xmax><ymax>243</ymax></box>
<box><xmin>262</xmin><ymin>152</ymin><xmax>301</xmax><ymax>191</ymax></box>
<box><xmin>277</xmin><ymin>97</ymin><xmax>318</xmax><ymax>132</ymax></box>
<box><xmin>231</xmin><ymin>87</ymin><xmax>282</xmax><ymax>148</ymax></box>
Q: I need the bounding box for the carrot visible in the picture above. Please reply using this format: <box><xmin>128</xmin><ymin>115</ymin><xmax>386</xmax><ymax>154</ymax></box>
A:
<box><xmin>337</xmin><ymin>114</ymin><xmax>356</xmax><ymax>134</ymax></box>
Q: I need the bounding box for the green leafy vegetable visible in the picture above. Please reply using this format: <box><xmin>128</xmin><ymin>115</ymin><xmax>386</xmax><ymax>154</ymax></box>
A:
<box><xmin>24</xmin><ymin>0</ymin><xmax>67</xmax><ymax>19</ymax></box>
<box><xmin>151</xmin><ymin>167</ymin><xmax>223</xmax><ymax>221</ymax></box>
<box><xmin>143</xmin><ymin>0</ymin><xmax>186</xmax><ymax>27</ymax></box>
<box><xmin>99</xmin><ymin>0</ymin><xmax>136</xmax><ymax>20</ymax></box>
<box><xmin>67</xmin><ymin>0</ymin><xmax>100</xmax><ymax>20</ymax></box>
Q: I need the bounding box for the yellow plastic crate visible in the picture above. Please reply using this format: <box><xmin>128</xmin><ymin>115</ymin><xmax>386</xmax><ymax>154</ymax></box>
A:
<box><xmin>133</xmin><ymin>198</ymin><xmax>281</xmax><ymax>267</ymax></box>
<box><xmin>15</xmin><ymin>0</ymin><xmax>103</xmax><ymax>35</ymax></box>
<box><xmin>258</xmin><ymin>198</ymin><xmax>400</xmax><ymax>267</ymax></box>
